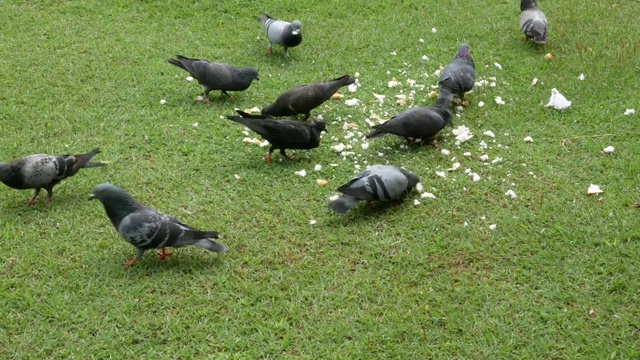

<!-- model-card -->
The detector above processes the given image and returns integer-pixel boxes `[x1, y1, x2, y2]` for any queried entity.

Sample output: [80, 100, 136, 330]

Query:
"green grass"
[1, 0, 639, 357]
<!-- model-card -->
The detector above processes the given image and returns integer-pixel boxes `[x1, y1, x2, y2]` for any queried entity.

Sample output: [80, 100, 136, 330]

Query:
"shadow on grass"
[101, 251, 228, 276]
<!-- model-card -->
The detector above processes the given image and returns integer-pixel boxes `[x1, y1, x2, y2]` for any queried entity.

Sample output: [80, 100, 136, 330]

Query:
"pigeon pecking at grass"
[435, 43, 476, 108]
[261, 75, 356, 120]
[167, 55, 259, 103]
[329, 165, 420, 214]
[257, 13, 302, 57]
[520, 0, 548, 44]
[0, 148, 107, 206]
[227, 110, 326, 164]
[365, 106, 453, 142]
[89, 183, 227, 267]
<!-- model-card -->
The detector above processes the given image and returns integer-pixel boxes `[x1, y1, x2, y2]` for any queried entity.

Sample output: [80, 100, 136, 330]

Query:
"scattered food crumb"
[330, 92, 344, 100]
[309, 220, 317, 225]
[332, 143, 346, 152]
[545, 53, 553, 60]
[329, 195, 339, 201]
[388, 78, 401, 88]
[491, 157, 502, 164]
[160, 99, 167, 105]
[195, 95, 204, 101]
[422, 55, 429, 60]
[244, 106, 261, 114]
[294, 170, 307, 177]
[428, 90, 438, 99]
[193, 122, 198, 129]
[347, 83, 358, 93]
[436, 171, 446, 178]
[495, 96, 505, 105]
[345, 98, 359, 106]
[602, 146, 615, 153]
[316, 179, 328, 186]
[531, 78, 538, 86]
[463, 152, 472, 157]
[489, 224, 497, 230]
[186, 76, 194, 82]
[624, 109, 635, 116]
[478, 101, 485, 108]
[361, 142, 370, 150]
[355, 72, 360, 78]
[523, 136, 534, 143]
[472, 173, 481, 182]
[421, 192, 436, 199]
[483, 130, 495, 138]
[578, 73, 585, 81]
[480, 154, 489, 162]
[314, 164, 323, 171]
[441, 149, 451, 155]
[413, 199, 421, 206]
[505, 190, 517, 199]
[233, 174, 241, 180]
[390, 51, 397, 56]
[494, 62, 502, 70]
[587, 184, 603, 195]
[452, 125, 473, 143]
[431, 27, 437, 33]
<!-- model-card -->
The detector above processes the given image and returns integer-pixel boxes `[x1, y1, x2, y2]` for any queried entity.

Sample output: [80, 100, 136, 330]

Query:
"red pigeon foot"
[123, 258, 138, 267]
[157, 248, 173, 260]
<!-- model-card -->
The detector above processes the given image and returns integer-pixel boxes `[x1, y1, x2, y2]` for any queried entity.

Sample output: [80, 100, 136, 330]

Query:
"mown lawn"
[1, 0, 639, 358]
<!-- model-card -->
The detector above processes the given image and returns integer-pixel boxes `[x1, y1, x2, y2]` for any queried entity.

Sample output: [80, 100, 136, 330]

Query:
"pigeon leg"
[157, 247, 173, 260]
[267, 45, 273, 56]
[203, 97, 211, 104]
[124, 248, 145, 267]
[284, 47, 290, 58]
[266, 146, 275, 164]
[44, 187, 54, 206]
[221, 90, 234, 100]
[27, 188, 41, 206]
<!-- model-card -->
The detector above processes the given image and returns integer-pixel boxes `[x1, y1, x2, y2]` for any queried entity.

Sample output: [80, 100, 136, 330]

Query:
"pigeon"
[0, 148, 107, 206]
[261, 75, 356, 120]
[520, 0, 548, 44]
[89, 183, 227, 267]
[365, 106, 453, 141]
[328, 165, 420, 214]
[226, 110, 326, 164]
[435, 44, 476, 108]
[167, 55, 259, 102]
[257, 13, 302, 57]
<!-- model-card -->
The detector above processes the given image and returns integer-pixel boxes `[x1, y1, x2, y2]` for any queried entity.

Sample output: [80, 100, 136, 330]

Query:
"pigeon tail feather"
[192, 238, 228, 253]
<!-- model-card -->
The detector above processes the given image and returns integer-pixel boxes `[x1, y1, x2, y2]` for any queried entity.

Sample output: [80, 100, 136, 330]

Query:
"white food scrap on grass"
[259, 140, 269, 147]
[531, 78, 538, 86]
[373, 93, 386, 104]
[602, 146, 615, 153]
[478, 101, 485, 108]
[471, 173, 481, 182]
[309, 220, 317, 225]
[448, 162, 461, 171]
[480, 154, 489, 162]
[436, 171, 446, 178]
[332, 143, 346, 152]
[316, 179, 328, 186]
[244, 106, 261, 114]
[578, 73, 585, 81]
[523, 136, 534, 143]
[314, 164, 322, 171]
[495, 96, 505, 105]
[160, 99, 167, 105]
[489, 224, 497, 230]
[494, 62, 503, 70]
[347, 83, 358, 93]
[390, 51, 397, 56]
[452, 125, 473, 143]
[186, 76, 194, 82]
[624, 109, 635, 116]
[329, 194, 339, 201]
[419, 38, 425, 43]
[463, 152, 472, 157]
[421, 192, 436, 199]
[195, 95, 204, 101]
[233, 174, 241, 180]
[483, 130, 495, 138]
[545, 88, 572, 110]
[505, 190, 517, 199]
[294, 170, 307, 177]
[491, 157, 503, 164]
[330, 92, 344, 100]
[413, 199, 421, 206]
[193, 122, 199, 129]
[388, 78, 401, 88]
[242, 137, 264, 146]
[441, 149, 451, 155]
[345, 98, 359, 106]
[422, 55, 429, 60]
[354, 72, 360, 78]
[431, 27, 437, 33]
[587, 184, 603, 195]
[361, 142, 370, 150]
[428, 90, 439, 99]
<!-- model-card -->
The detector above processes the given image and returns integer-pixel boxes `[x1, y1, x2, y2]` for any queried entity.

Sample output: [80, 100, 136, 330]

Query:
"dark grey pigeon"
[0, 148, 106, 206]
[89, 183, 227, 267]
[365, 106, 453, 141]
[227, 110, 326, 164]
[258, 13, 302, 57]
[520, 0, 548, 44]
[168, 55, 259, 102]
[261, 75, 356, 120]
[435, 44, 476, 108]
[328, 165, 420, 214]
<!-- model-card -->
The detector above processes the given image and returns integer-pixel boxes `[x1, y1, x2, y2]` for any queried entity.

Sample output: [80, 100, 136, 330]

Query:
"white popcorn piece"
[195, 95, 204, 101]
[329, 195, 339, 201]
[294, 170, 307, 177]
[505, 190, 517, 199]
[448, 162, 461, 171]
[422, 55, 429, 60]
[523, 136, 534, 143]
[233, 174, 241, 180]
[193, 122, 199, 129]
[495, 96, 505, 105]
[345, 98, 359, 106]
[489, 224, 497, 230]
[186, 76, 194, 82]
[354, 72, 360, 78]
[452, 125, 473, 143]
[478, 101, 485, 108]
[483, 130, 495, 138]
[259, 140, 269, 147]
[463, 222, 469, 227]
[435, 171, 446, 178]
[347, 83, 358, 93]
[160, 99, 167, 105]
[373, 93, 386, 104]
[361, 142, 370, 150]
[314, 164, 323, 171]
[415, 182, 425, 193]
[413, 199, 421, 206]
[431, 27, 437, 33]
[587, 184, 603, 195]
[419, 38, 425, 43]
[545, 88, 572, 110]
[387, 79, 401, 88]
[378, 152, 384, 157]
[602, 146, 615, 153]
[490, 82, 497, 87]
[441, 149, 451, 155]
[390, 51, 397, 56]
[421, 192, 436, 199]
[578, 73, 585, 81]
[332, 143, 346, 152]
[316, 179, 328, 186]
[491, 157, 502, 164]
[531, 78, 538, 86]
[494, 62, 503, 70]
[480, 154, 489, 162]
[472, 173, 481, 182]
[624, 109, 635, 116]
[433, 69, 441, 77]
[463, 152, 472, 157]
[309, 220, 317, 225]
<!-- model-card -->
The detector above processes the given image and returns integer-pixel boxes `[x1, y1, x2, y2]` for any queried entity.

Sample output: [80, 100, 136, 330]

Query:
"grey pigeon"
[435, 44, 476, 108]
[168, 55, 259, 102]
[0, 148, 106, 206]
[261, 75, 356, 120]
[89, 183, 227, 267]
[365, 106, 453, 141]
[520, 0, 548, 44]
[227, 110, 326, 164]
[329, 165, 420, 214]
[258, 13, 302, 57]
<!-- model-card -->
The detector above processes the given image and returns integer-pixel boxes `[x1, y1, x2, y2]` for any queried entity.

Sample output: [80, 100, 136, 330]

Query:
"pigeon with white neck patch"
[90, 183, 227, 267]
[258, 13, 302, 57]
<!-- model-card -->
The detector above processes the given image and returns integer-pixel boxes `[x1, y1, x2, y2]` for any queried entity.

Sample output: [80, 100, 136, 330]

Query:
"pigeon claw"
[203, 97, 211, 104]
[123, 258, 138, 267]
[266, 153, 273, 164]
[157, 248, 173, 261]
[267, 48, 273, 56]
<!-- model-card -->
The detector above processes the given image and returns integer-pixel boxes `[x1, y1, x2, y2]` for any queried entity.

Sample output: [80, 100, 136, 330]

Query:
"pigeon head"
[455, 43, 474, 68]
[243, 67, 260, 82]
[521, 0, 538, 11]
[404, 171, 421, 191]
[90, 183, 142, 226]
[291, 20, 302, 35]
[312, 119, 327, 133]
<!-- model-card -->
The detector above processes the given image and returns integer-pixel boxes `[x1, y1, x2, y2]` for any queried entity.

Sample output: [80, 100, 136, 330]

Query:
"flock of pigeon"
[0, 1, 548, 266]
